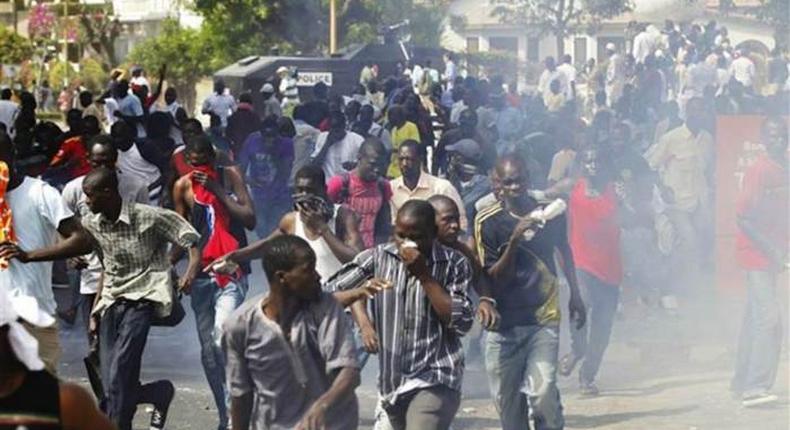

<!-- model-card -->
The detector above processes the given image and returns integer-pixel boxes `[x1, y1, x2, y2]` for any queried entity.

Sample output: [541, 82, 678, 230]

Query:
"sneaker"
[742, 392, 778, 408]
[150, 380, 175, 430]
[579, 381, 600, 396]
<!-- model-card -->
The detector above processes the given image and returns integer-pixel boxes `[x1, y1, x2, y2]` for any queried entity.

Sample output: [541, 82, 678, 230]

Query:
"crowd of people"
[0, 16, 787, 430]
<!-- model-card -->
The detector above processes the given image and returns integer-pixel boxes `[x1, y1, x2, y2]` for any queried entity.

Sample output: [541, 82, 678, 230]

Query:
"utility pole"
[63, 0, 69, 87]
[329, 0, 337, 54]
[12, 0, 17, 34]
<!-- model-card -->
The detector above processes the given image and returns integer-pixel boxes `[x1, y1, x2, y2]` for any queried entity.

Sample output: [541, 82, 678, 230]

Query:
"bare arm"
[556, 241, 586, 330]
[0, 217, 92, 263]
[297, 368, 360, 430]
[222, 166, 257, 230]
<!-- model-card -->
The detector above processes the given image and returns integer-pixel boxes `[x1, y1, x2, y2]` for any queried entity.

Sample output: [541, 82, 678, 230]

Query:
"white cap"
[606, 43, 616, 51]
[276, 66, 289, 75]
[260, 83, 275, 93]
[0, 288, 54, 371]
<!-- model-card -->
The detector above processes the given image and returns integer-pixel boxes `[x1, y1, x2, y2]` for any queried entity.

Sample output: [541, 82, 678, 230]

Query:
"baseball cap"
[446, 138, 482, 160]
[276, 66, 289, 74]
[260, 83, 275, 93]
[606, 43, 616, 51]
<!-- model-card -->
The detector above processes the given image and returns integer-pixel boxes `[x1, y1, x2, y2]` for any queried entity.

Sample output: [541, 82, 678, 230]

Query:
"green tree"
[192, 0, 451, 62]
[492, 0, 632, 57]
[128, 19, 213, 112]
[0, 26, 34, 64]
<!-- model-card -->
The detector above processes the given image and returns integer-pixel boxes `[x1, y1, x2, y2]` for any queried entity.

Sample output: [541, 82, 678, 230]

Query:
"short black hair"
[295, 164, 325, 185]
[84, 166, 119, 192]
[359, 137, 387, 157]
[0, 89, 11, 100]
[399, 139, 420, 155]
[239, 92, 253, 104]
[428, 194, 458, 213]
[79, 91, 93, 107]
[88, 134, 118, 157]
[260, 235, 314, 280]
[397, 199, 437, 234]
[186, 133, 216, 158]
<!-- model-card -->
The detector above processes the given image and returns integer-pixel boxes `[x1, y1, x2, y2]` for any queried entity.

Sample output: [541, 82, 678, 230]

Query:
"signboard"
[297, 72, 333, 87]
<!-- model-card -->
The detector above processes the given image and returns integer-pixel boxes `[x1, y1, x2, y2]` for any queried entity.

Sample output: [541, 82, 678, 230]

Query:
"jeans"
[190, 277, 247, 428]
[253, 195, 292, 239]
[485, 325, 563, 430]
[384, 386, 461, 430]
[731, 271, 783, 396]
[100, 300, 171, 430]
[569, 270, 620, 384]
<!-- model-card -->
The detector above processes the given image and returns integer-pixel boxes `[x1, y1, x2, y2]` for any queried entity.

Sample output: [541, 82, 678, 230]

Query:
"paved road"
[56, 266, 789, 429]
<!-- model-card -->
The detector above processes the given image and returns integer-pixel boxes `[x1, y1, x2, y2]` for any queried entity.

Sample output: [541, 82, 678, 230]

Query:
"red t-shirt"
[736, 154, 788, 270]
[327, 172, 392, 249]
[569, 179, 623, 285]
[50, 136, 91, 179]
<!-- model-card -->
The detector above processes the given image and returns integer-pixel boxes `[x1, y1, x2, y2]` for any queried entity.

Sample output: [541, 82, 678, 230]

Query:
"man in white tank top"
[207, 164, 364, 283]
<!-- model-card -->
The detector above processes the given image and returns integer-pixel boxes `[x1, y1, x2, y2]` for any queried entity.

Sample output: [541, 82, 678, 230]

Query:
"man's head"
[79, 91, 93, 108]
[458, 109, 477, 136]
[446, 138, 482, 178]
[114, 79, 129, 98]
[186, 133, 217, 168]
[131, 66, 143, 78]
[213, 79, 225, 95]
[293, 164, 327, 199]
[88, 135, 118, 169]
[562, 54, 572, 65]
[0, 89, 11, 100]
[356, 137, 388, 181]
[82, 115, 101, 138]
[313, 81, 328, 100]
[261, 235, 321, 301]
[395, 199, 437, 256]
[260, 115, 280, 144]
[388, 105, 406, 128]
[82, 167, 120, 214]
[544, 56, 556, 71]
[66, 109, 83, 133]
[581, 147, 602, 180]
[398, 140, 421, 182]
[164, 87, 178, 105]
[606, 43, 617, 56]
[494, 155, 530, 207]
[428, 195, 461, 245]
[685, 97, 705, 133]
[762, 116, 788, 161]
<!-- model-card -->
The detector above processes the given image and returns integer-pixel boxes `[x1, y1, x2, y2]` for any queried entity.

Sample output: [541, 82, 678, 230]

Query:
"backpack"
[338, 172, 392, 246]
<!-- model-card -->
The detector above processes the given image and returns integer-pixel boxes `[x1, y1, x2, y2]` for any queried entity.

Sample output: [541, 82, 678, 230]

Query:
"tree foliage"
[127, 19, 213, 112]
[192, 0, 451, 62]
[0, 26, 35, 64]
[492, 0, 632, 56]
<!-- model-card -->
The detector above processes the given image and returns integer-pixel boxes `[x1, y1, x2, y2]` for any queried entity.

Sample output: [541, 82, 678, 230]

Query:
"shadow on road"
[565, 405, 698, 428]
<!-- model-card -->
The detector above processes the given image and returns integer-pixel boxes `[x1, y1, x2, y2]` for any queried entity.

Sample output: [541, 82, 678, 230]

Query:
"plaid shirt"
[325, 241, 473, 405]
[82, 201, 199, 317]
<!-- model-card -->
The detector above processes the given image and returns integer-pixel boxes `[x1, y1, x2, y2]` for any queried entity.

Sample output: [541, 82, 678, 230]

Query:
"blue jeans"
[485, 325, 563, 430]
[731, 271, 783, 396]
[570, 270, 619, 384]
[190, 277, 247, 428]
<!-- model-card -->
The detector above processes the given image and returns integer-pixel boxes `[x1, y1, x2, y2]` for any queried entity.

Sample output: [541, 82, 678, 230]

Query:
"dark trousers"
[99, 300, 170, 430]
[385, 385, 461, 430]
[570, 270, 620, 384]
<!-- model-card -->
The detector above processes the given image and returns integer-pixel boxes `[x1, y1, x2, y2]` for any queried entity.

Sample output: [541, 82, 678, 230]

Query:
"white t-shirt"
[0, 100, 19, 137]
[202, 93, 237, 128]
[0, 177, 73, 316]
[557, 63, 577, 99]
[62, 171, 149, 294]
[117, 144, 162, 203]
[729, 57, 756, 88]
[538, 69, 563, 103]
[311, 131, 365, 181]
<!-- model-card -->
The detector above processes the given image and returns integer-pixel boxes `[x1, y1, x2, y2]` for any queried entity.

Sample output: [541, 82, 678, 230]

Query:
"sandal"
[559, 352, 581, 377]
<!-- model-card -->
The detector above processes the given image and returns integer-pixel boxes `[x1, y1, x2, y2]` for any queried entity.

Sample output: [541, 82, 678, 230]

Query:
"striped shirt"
[325, 241, 474, 405]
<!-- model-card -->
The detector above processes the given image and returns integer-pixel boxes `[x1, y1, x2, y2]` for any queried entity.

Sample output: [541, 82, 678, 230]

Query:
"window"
[527, 37, 540, 62]
[466, 37, 479, 53]
[489, 37, 518, 54]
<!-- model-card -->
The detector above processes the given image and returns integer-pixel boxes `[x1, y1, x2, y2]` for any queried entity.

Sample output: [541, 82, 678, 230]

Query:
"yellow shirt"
[390, 172, 468, 231]
[388, 121, 421, 178]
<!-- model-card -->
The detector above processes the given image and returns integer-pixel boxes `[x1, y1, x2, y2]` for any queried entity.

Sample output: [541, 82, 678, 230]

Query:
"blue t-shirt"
[238, 132, 294, 203]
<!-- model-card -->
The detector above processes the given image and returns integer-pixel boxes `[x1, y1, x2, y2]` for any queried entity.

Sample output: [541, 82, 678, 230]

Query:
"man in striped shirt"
[326, 199, 474, 430]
